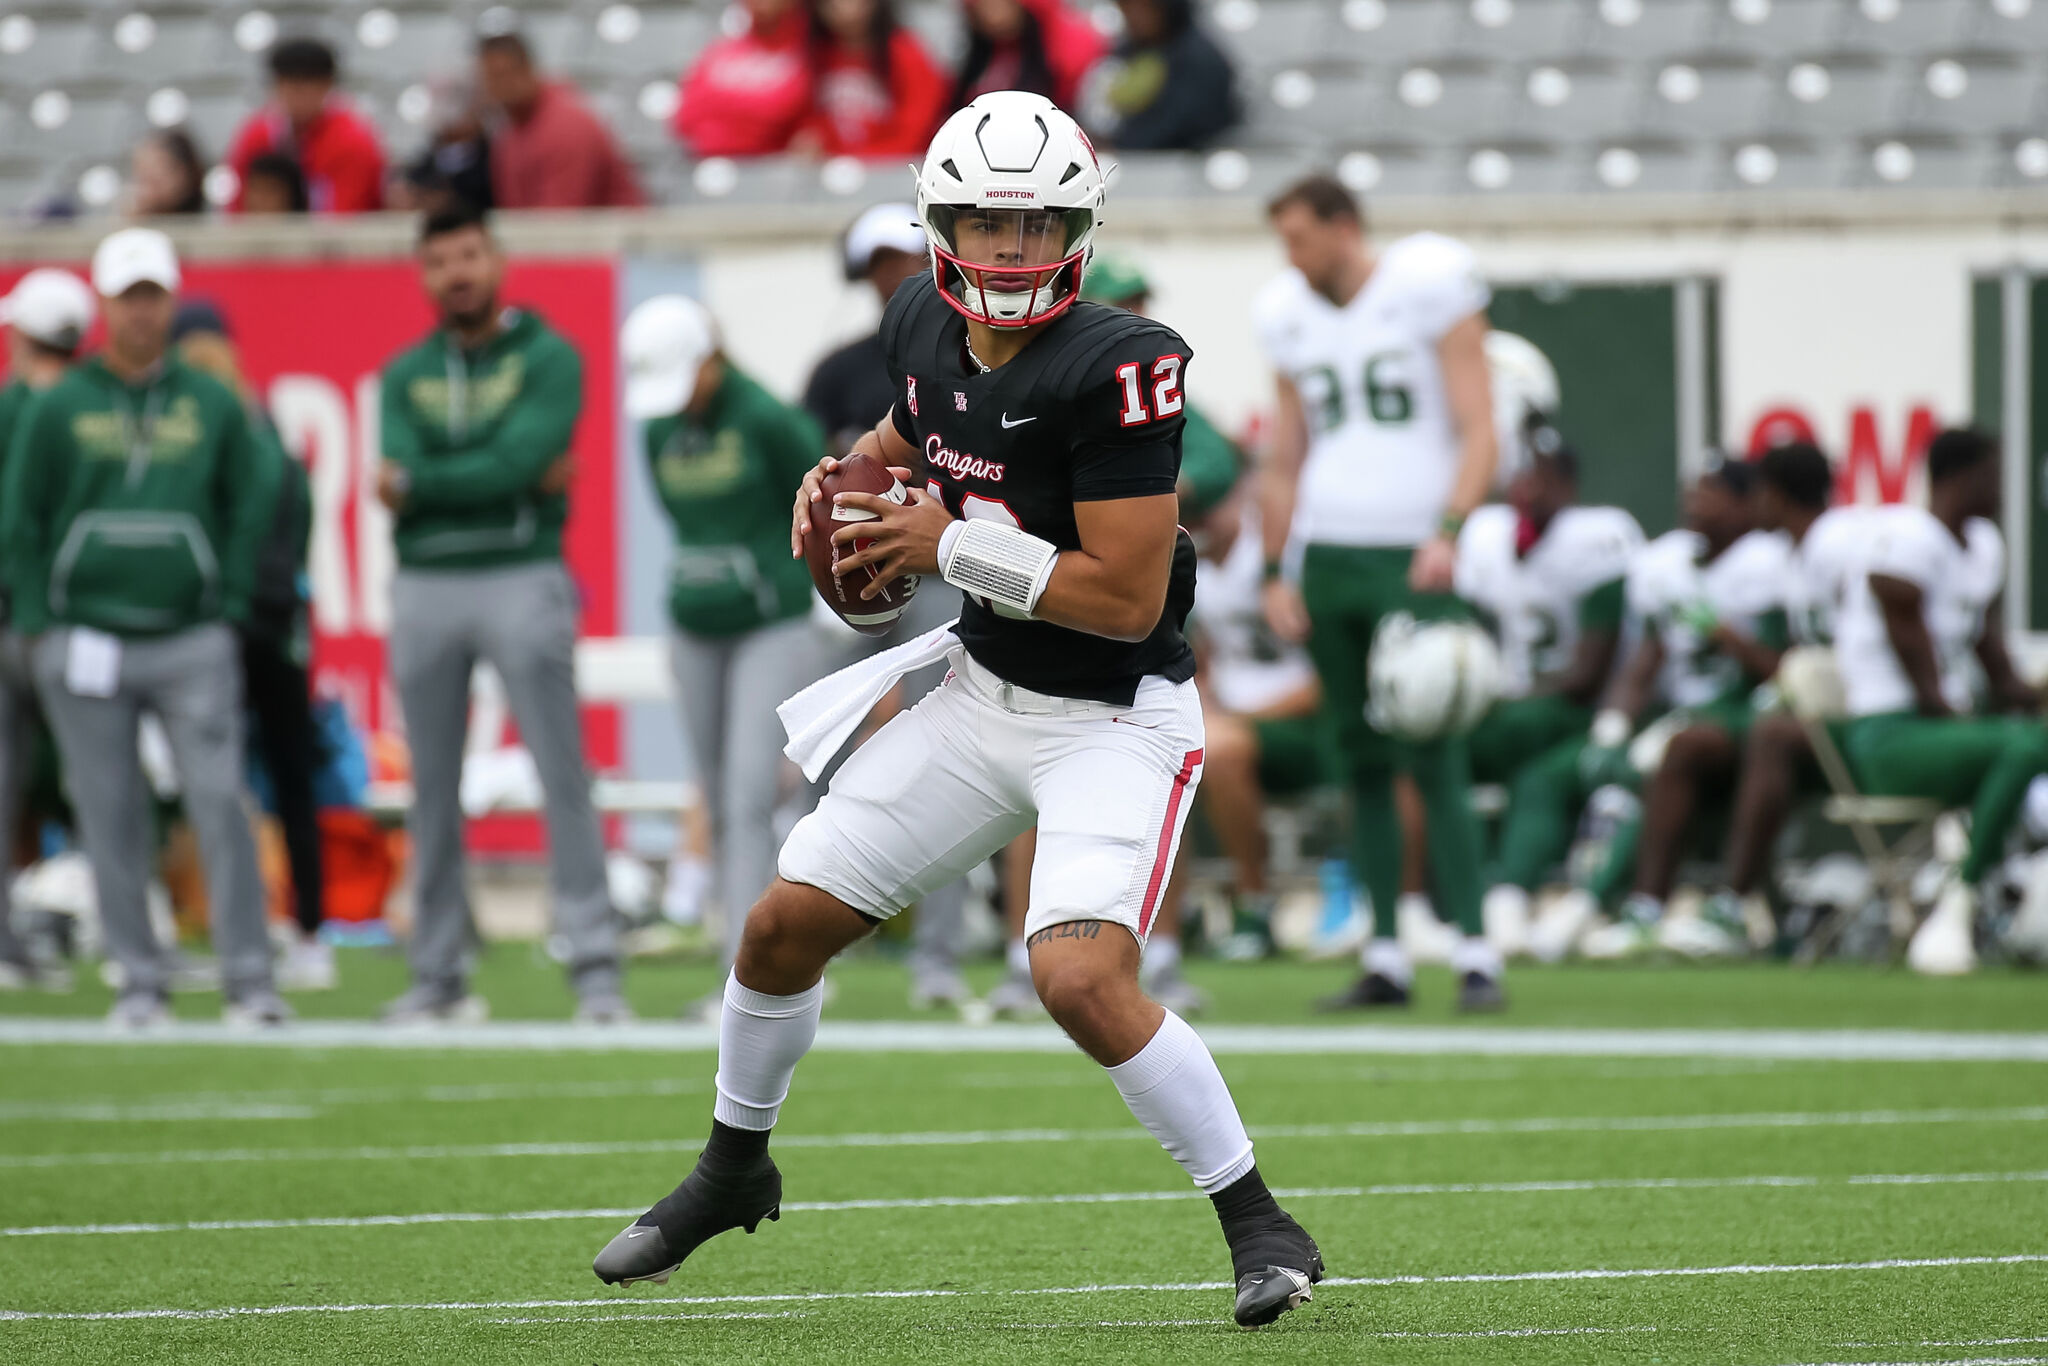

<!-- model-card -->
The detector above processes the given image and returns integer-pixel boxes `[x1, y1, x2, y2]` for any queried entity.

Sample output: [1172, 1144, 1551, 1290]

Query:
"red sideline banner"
[0, 258, 621, 855]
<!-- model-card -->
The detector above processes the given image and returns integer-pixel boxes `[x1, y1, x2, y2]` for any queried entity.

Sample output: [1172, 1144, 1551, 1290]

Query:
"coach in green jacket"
[375, 204, 621, 1025]
[3, 230, 284, 1027]
[622, 294, 825, 973]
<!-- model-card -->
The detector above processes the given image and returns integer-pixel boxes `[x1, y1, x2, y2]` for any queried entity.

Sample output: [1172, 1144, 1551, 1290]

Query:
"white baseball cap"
[622, 295, 719, 420]
[91, 227, 181, 298]
[0, 268, 97, 351]
[842, 202, 927, 280]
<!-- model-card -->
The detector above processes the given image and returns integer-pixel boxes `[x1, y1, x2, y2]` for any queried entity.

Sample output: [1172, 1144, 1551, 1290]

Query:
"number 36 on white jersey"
[1254, 232, 1490, 550]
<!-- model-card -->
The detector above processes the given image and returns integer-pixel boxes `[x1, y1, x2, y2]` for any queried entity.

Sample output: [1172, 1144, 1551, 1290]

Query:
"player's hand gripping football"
[789, 455, 923, 555]
[829, 483, 953, 600]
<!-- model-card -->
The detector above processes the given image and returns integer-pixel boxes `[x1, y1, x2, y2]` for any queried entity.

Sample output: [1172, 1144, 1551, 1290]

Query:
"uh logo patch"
[954, 391, 968, 412]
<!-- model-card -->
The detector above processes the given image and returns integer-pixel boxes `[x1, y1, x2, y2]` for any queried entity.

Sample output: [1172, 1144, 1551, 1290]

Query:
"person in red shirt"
[225, 38, 385, 214]
[478, 31, 646, 208]
[798, 0, 948, 161]
[673, 0, 812, 158]
[952, 0, 1107, 112]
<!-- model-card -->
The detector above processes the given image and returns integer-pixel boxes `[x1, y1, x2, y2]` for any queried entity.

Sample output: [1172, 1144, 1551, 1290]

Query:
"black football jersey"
[882, 273, 1197, 705]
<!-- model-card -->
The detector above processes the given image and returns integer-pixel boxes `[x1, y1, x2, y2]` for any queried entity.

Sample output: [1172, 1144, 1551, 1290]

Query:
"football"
[805, 451, 921, 636]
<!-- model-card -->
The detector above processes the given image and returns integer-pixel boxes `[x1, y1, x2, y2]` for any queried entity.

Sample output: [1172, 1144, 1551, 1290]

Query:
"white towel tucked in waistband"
[778, 619, 960, 781]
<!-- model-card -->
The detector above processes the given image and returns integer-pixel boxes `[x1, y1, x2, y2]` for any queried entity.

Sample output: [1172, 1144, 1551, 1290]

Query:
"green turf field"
[2, 953, 2045, 1364]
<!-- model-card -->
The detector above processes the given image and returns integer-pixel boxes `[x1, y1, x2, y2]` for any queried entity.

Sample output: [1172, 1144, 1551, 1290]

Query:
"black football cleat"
[592, 1155, 783, 1286]
[1228, 1208, 1324, 1327]
[1456, 970, 1507, 1013]
[1315, 971, 1411, 1011]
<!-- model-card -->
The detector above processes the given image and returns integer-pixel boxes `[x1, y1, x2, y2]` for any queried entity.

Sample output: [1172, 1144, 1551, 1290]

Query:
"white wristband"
[938, 517, 1060, 616]
[1590, 708, 1631, 749]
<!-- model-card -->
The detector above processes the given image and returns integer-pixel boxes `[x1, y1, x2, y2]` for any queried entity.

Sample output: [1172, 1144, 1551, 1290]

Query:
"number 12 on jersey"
[1117, 356, 1184, 427]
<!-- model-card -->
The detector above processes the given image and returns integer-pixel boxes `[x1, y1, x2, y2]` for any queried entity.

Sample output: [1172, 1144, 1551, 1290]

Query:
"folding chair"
[1774, 646, 1945, 964]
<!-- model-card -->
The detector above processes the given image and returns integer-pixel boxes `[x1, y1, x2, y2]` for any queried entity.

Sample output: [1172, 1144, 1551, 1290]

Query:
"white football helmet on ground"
[1367, 613, 1504, 742]
[914, 90, 1107, 328]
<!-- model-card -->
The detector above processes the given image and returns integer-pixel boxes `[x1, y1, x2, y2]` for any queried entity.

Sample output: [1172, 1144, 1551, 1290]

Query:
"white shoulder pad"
[1455, 503, 1518, 603]
[1626, 529, 1698, 616]
[1553, 506, 1645, 587]
[1251, 270, 1316, 368]
[1380, 232, 1490, 340]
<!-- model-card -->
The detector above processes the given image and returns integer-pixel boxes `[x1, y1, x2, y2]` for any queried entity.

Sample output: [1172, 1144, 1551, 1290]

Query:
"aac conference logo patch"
[906, 376, 919, 416]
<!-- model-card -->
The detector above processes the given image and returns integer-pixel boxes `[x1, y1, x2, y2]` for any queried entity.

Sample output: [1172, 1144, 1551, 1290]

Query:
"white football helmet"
[1486, 330, 1561, 480]
[1367, 613, 1504, 743]
[914, 91, 1107, 328]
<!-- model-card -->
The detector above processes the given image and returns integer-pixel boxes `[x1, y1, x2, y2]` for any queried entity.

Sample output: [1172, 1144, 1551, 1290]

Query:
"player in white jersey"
[1830, 429, 2044, 974]
[1535, 463, 1789, 958]
[1456, 437, 1643, 954]
[1253, 175, 1501, 1011]
[1705, 445, 1870, 932]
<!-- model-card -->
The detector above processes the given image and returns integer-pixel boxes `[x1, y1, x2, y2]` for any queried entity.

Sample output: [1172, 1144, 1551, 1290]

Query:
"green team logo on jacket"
[655, 428, 748, 499]
[69, 397, 204, 462]
[407, 355, 527, 432]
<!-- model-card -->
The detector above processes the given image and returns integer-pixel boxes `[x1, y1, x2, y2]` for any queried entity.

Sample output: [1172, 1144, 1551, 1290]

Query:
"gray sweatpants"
[390, 563, 615, 991]
[670, 615, 824, 963]
[0, 632, 38, 969]
[33, 623, 271, 997]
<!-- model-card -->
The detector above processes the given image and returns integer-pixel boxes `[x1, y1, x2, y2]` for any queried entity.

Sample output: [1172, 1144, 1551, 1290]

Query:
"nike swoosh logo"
[1000, 414, 1036, 428]
[623, 1227, 654, 1239]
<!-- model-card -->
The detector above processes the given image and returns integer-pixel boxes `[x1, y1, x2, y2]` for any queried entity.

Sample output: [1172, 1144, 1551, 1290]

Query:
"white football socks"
[1106, 1010, 1255, 1194]
[1363, 936, 1414, 986]
[712, 972, 824, 1131]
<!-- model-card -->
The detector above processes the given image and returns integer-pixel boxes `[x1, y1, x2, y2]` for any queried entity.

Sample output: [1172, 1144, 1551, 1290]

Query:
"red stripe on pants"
[1138, 748, 1204, 937]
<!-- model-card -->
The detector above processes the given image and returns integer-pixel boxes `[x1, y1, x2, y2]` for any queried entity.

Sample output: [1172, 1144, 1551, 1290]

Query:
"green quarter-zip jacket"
[643, 366, 822, 637]
[379, 308, 583, 570]
[3, 354, 278, 637]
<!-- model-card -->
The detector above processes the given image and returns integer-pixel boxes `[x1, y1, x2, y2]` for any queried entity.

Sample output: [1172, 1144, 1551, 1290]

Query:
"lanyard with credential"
[121, 385, 164, 489]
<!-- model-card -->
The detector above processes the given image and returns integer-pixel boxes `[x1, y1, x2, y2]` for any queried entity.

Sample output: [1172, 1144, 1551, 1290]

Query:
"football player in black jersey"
[594, 91, 1322, 1328]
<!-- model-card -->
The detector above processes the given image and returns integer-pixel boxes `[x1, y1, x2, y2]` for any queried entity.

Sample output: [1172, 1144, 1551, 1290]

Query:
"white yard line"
[6, 1104, 2044, 1170]
[1, 1253, 2041, 1323]
[2, 1018, 2046, 1061]
[6, 1170, 2045, 1239]
[1780, 1358, 2048, 1366]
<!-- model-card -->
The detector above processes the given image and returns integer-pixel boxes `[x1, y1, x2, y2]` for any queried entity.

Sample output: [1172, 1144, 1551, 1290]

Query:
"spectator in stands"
[172, 301, 332, 993]
[241, 153, 310, 214]
[4, 230, 286, 1027]
[226, 38, 385, 214]
[953, 0, 1106, 112]
[803, 202, 927, 451]
[800, 0, 949, 160]
[674, 0, 812, 158]
[128, 129, 208, 217]
[0, 268, 95, 992]
[391, 82, 494, 215]
[376, 205, 623, 1024]
[477, 31, 645, 209]
[1091, 0, 1238, 150]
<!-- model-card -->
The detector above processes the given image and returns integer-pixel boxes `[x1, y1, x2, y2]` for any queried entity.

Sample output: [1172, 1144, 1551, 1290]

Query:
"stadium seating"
[0, 0, 2046, 214]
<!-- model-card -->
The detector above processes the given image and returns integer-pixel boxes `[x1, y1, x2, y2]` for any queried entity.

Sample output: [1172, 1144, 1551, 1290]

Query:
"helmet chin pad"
[932, 247, 1087, 329]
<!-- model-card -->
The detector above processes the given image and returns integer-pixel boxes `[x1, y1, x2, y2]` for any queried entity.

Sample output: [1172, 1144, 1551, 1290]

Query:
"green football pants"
[1300, 544, 1482, 939]
[1846, 712, 2048, 884]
